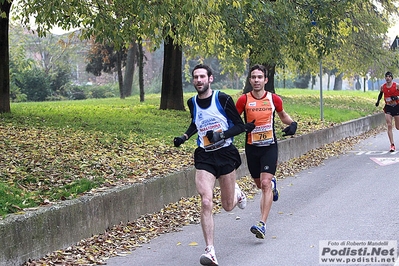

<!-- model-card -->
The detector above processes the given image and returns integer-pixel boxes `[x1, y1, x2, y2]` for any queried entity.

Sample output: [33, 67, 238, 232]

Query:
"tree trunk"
[116, 50, 124, 99]
[355, 75, 361, 90]
[283, 66, 286, 89]
[138, 41, 145, 102]
[264, 64, 276, 93]
[327, 73, 331, 91]
[160, 35, 184, 110]
[123, 42, 137, 97]
[243, 75, 251, 94]
[311, 75, 316, 90]
[333, 72, 343, 90]
[0, 1, 12, 113]
[363, 76, 367, 92]
[234, 73, 240, 90]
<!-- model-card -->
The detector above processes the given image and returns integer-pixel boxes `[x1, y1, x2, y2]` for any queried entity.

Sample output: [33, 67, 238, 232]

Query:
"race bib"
[251, 125, 274, 146]
[385, 96, 399, 106]
[203, 129, 226, 151]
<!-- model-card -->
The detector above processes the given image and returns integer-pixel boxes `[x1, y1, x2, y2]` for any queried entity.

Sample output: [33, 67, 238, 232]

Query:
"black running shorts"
[384, 104, 399, 116]
[194, 144, 242, 178]
[245, 143, 278, 178]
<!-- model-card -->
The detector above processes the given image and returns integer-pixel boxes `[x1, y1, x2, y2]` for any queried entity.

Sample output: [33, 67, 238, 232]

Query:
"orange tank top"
[245, 92, 276, 146]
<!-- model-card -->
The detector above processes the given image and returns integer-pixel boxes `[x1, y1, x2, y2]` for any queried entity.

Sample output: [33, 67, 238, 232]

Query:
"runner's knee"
[200, 196, 214, 211]
[221, 198, 235, 212]
[260, 176, 272, 191]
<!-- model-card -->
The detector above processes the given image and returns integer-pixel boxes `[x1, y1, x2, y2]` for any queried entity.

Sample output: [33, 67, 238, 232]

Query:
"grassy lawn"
[0, 88, 381, 217]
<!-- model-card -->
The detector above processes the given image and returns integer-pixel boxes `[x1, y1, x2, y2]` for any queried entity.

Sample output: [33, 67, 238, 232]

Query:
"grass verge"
[0, 88, 381, 217]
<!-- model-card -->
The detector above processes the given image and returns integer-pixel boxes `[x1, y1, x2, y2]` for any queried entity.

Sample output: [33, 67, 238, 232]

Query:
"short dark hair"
[385, 71, 393, 78]
[192, 64, 213, 77]
[250, 64, 268, 77]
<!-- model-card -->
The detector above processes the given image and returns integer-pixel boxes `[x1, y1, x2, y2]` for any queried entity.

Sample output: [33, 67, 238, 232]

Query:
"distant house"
[391, 36, 399, 50]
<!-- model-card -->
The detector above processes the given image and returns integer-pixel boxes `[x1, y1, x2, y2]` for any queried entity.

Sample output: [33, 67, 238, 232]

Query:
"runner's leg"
[218, 170, 237, 212]
[195, 170, 217, 247]
[259, 172, 273, 223]
[394, 115, 399, 130]
[385, 113, 394, 144]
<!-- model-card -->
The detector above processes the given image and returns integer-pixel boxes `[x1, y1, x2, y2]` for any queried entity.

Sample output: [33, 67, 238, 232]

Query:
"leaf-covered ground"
[0, 116, 336, 215]
[21, 124, 384, 265]
[0, 125, 194, 214]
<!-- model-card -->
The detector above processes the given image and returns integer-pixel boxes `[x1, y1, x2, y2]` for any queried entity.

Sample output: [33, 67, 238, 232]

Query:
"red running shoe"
[390, 144, 395, 152]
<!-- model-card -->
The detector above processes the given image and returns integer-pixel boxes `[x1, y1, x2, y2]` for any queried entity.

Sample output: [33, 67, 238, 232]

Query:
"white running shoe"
[200, 246, 219, 266]
[235, 183, 247, 209]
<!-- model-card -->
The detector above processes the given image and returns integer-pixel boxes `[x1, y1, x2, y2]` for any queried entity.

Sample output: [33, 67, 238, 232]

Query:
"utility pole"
[319, 59, 323, 121]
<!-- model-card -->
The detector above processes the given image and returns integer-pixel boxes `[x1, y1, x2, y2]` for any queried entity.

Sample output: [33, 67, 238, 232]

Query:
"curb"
[0, 113, 385, 266]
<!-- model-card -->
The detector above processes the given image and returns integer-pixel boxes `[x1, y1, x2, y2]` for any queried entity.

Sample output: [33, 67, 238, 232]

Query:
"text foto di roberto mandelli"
[319, 240, 397, 264]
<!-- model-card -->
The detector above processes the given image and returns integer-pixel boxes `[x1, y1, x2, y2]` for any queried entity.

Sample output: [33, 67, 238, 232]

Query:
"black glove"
[282, 121, 297, 136]
[375, 101, 379, 107]
[244, 120, 256, 132]
[206, 130, 223, 143]
[173, 135, 186, 147]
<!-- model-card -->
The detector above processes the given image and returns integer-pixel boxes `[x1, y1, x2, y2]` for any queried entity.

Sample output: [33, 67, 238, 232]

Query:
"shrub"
[10, 84, 28, 102]
[18, 68, 51, 101]
[88, 85, 118, 99]
[63, 83, 87, 100]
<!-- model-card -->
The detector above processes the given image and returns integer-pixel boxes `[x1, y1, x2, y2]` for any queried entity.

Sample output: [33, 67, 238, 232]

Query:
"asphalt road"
[106, 131, 399, 266]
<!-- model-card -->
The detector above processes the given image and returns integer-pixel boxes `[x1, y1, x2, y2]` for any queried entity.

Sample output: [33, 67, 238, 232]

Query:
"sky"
[50, 26, 75, 35]
[388, 22, 399, 43]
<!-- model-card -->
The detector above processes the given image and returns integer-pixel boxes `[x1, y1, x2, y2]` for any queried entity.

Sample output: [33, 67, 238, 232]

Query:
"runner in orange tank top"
[236, 64, 297, 239]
